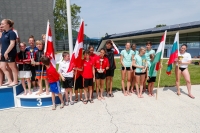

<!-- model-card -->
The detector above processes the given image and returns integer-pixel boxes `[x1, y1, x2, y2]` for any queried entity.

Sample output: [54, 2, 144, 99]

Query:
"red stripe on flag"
[167, 50, 178, 65]
[166, 71, 171, 75]
[155, 61, 160, 71]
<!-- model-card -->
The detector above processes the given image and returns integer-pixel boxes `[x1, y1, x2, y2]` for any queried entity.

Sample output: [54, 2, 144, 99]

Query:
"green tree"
[156, 24, 166, 28]
[54, 0, 81, 40]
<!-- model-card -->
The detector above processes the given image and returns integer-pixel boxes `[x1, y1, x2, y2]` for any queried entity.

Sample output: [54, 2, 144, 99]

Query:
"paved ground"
[0, 85, 200, 133]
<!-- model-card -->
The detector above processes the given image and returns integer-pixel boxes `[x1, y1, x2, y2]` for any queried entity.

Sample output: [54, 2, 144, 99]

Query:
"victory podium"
[0, 83, 64, 110]
[0, 84, 24, 110]
[16, 91, 62, 108]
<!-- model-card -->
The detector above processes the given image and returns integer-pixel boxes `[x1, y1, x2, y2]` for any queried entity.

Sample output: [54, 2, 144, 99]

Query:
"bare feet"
[127, 92, 132, 96]
[123, 92, 127, 96]
[148, 94, 152, 97]
[2, 82, 11, 86]
[46, 91, 50, 95]
[8, 82, 18, 86]
[131, 90, 135, 94]
[137, 94, 140, 98]
[188, 94, 195, 99]
[97, 96, 101, 100]
[28, 90, 32, 95]
[36, 91, 43, 95]
[177, 92, 181, 96]
[151, 93, 154, 97]
[23, 91, 27, 95]
[140, 95, 144, 98]
[101, 96, 105, 100]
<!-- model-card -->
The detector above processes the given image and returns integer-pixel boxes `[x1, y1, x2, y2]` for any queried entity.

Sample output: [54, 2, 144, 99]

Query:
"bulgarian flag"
[149, 31, 167, 77]
[166, 32, 179, 75]
[44, 21, 56, 68]
[67, 20, 84, 72]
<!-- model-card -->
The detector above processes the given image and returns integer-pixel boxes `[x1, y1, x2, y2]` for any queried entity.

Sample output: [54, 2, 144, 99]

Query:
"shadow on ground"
[163, 86, 188, 96]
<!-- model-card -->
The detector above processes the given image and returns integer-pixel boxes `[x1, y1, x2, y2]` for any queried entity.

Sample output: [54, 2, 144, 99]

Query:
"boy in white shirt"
[58, 52, 74, 105]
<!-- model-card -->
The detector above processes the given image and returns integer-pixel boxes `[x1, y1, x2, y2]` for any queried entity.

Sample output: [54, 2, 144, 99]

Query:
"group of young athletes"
[0, 19, 194, 111]
[45, 40, 160, 110]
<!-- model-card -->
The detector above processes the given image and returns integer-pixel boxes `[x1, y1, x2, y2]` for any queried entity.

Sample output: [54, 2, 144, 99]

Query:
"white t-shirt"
[176, 52, 191, 68]
[58, 60, 74, 77]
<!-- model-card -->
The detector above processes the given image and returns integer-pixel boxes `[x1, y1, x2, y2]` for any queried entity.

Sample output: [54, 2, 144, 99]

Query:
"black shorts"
[179, 67, 186, 72]
[106, 69, 115, 77]
[121, 67, 130, 71]
[147, 76, 156, 83]
[62, 77, 74, 88]
[84, 78, 93, 88]
[75, 75, 83, 90]
[0, 56, 16, 62]
[135, 72, 146, 75]
[31, 66, 36, 81]
[132, 66, 136, 70]
[95, 72, 106, 79]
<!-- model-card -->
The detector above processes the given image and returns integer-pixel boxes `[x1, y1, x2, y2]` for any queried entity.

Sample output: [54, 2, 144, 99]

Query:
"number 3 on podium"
[37, 98, 42, 106]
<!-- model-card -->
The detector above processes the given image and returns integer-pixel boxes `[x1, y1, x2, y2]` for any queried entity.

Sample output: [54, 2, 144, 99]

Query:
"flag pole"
[66, 0, 73, 57]
[73, 69, 77, 90]
[156, 59, 163, 100]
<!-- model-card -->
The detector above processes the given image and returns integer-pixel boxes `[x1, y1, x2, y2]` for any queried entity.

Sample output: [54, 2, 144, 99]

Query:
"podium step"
[0, 84, 24, 110]
[16, 90, 65, 108]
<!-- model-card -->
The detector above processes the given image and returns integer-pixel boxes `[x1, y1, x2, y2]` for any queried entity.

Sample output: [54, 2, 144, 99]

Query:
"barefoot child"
[58, 52, 74, 106]
[105, 40, 119, 97]
[81, 50, 95, 104]
[94, 48, 109, 100]
[25, 35, 38, 92]
[40, 56, 64, 110]
[130, 43, 139, 93]
[132, 47, 147, 98]
[147, 54, 157, 97]
[34, 40, 49, 95]
[16, 42, 32, 95]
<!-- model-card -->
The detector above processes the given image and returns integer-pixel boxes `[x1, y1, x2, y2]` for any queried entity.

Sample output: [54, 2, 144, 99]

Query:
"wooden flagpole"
[73, 69, 77, 92]
[156, 59, 163, 100]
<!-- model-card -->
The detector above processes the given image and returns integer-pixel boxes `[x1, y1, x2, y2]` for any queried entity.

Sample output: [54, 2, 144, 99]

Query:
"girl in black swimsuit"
[175, 44, 195, 99]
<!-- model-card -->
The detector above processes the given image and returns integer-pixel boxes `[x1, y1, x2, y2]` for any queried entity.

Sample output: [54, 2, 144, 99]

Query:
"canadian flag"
[44, 21, 56, 68]
[67, 20, 84, 72]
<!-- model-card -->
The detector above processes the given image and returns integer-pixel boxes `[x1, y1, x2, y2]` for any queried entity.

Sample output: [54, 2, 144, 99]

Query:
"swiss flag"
[44, 21, 56, 68]
[67, 20, 84, 72]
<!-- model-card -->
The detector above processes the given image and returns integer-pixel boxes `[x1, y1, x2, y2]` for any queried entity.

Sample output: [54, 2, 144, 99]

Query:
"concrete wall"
[0, 0, 55, 45]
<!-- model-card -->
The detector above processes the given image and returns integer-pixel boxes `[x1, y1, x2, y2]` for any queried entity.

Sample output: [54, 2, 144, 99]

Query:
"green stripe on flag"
[149, 52, 162, 77]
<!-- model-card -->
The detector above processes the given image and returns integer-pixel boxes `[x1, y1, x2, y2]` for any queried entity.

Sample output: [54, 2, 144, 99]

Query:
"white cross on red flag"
[44, 21, 56, 68]
[67, 20, 84, 72]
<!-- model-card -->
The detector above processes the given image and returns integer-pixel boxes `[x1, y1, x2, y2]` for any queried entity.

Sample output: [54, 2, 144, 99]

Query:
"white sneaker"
[60, 103, 64, 109]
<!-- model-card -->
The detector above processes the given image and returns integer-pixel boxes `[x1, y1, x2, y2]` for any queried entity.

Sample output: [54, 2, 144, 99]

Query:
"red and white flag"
[44, 21, 56, 68]
[67, 20, 84, 72]
[113, 42, 119, 54]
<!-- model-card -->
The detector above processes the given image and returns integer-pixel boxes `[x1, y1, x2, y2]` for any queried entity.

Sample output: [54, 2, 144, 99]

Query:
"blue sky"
[72, 0, 200, 38]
